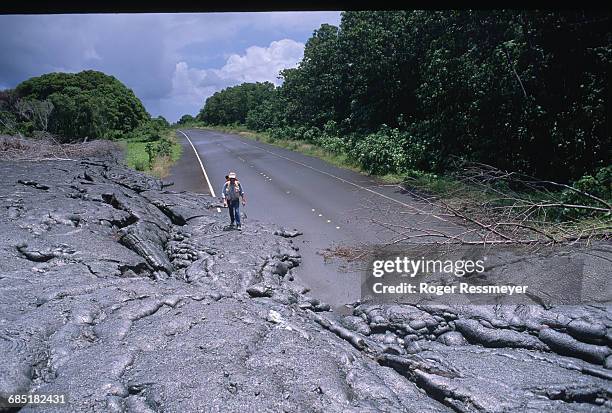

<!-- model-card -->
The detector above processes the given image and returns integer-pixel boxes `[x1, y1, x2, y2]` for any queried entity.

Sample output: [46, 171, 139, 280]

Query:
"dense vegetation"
[0, 70, 180, 177]
[195, 10, 610, 185]
[0, 70, 149, 142]
[198, 82, 275, 125]
[177, 114, 196, 125]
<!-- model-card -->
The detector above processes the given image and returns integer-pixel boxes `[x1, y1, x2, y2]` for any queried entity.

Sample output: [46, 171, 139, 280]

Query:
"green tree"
[15, 70, 149, 141]
[197, 82, 275, 125]
[279, 24, 343, 128]
[177, 114, 196, 125]
[197, 10, 611, 182]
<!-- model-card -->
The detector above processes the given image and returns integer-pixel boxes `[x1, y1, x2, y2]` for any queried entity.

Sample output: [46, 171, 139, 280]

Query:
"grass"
[119, 129, 182, 179]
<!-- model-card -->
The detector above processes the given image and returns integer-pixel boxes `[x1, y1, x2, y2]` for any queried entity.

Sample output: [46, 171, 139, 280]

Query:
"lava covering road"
[0, 158, 610, 412]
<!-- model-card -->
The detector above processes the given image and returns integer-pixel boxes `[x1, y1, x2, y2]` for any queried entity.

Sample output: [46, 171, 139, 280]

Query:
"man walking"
[222, 172, 246, 230]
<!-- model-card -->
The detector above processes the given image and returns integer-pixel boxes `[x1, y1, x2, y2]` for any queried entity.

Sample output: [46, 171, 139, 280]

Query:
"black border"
[1, 1, 608, 15]
[7, 1, 345, 14]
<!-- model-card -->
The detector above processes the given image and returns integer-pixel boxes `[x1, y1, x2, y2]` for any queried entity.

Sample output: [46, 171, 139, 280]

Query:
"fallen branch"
[374, 161, 612, 248]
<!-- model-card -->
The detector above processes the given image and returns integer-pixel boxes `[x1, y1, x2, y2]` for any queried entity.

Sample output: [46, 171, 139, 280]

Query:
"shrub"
[125, 120, 165, 142]
[134, 158, 147, 171]
[559, 165, 612, 218]
[351, 125, 423, 175]
[157, 138, 172, 157]
[294, 126, 307, 140]
[315, 134, 346, 154]
[268, 126, 303, 141]
[323, 120, 339, 137]
[302, 127, 321, 142]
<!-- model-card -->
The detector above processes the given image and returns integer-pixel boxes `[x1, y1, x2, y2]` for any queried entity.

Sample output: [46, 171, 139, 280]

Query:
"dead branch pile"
[387, 161, 611, 247]
[0, 134, 122, 162]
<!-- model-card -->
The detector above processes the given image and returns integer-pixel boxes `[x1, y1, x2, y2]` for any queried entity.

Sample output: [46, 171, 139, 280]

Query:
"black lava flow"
[0, 158, 610, 412]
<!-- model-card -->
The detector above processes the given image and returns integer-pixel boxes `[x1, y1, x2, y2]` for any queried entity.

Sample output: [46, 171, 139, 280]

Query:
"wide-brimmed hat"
[228, 172, 237, 179]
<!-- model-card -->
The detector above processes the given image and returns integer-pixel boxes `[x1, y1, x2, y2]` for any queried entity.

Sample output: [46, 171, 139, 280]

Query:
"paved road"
[167, 128, 455, 309]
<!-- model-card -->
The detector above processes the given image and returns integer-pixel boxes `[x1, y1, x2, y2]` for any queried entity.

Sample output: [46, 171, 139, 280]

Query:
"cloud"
[217, 39, 304, 84]
[0, 12, 341, 121]
[0, 14, 176, 101]
[156, 38, 304, 120]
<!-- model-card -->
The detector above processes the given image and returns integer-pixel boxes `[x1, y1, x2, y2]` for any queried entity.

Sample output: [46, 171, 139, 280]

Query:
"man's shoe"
[229, 222, 235, 228]
[236, 224, 242, 230]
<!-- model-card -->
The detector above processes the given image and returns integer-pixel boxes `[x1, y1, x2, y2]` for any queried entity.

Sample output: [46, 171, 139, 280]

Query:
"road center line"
[178, 130, 220, 212]
[236, 136, 438, 217]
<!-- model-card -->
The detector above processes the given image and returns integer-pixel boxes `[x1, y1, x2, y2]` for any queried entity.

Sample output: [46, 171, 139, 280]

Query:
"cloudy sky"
[0, 12, 341, 122]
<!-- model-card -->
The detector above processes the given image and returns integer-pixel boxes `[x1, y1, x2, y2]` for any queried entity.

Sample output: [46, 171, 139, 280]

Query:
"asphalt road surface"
[167, 128, 458, 309]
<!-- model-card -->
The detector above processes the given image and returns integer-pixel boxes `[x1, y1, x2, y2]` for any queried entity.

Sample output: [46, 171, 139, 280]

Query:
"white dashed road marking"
[187, 130, 417, 223]
[235, 136, 441, 219]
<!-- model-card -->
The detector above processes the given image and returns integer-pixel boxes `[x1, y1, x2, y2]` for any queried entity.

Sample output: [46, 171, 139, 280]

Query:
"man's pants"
[228, 199, 241, 225]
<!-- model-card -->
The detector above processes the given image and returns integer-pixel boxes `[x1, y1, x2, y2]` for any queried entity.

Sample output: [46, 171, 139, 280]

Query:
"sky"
[0, 12, 342, 122]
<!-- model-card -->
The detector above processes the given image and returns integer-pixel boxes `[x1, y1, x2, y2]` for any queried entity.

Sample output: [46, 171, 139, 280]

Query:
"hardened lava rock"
[0, 158, 610, 412]
[0, 159, 443, 412]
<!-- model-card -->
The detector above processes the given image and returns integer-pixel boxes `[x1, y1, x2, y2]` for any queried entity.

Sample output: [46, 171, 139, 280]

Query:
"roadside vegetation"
[0, 70, 182, 178]
[121, 118, 182, 179]
[191, 122, 611, 245]
[185, 10, 610, 244]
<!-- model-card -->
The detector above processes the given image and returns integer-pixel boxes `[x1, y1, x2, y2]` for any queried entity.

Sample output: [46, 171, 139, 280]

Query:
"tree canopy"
[197, 82, 275, 125]
[177, 114, 196, 125]
[193, 10, 610, 183]
[6, 70, 149, 141]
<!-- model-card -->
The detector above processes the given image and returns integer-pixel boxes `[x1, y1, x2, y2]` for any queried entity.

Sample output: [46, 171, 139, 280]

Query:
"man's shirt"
[222, 181, 244, 201]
